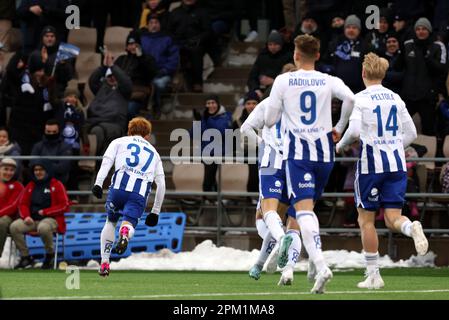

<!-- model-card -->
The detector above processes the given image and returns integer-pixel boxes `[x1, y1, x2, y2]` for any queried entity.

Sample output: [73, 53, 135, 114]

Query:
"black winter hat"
[41, 25, 57, 38]
[205, 94, 220, 105]
[267, 31, 283, 46]
[126, 35, 137, 45]
[244, 91, 260, 104]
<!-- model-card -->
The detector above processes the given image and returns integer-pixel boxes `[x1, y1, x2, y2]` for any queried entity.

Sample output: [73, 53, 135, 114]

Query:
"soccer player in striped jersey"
[240, 96, 302, 286]
[336, 53, 428, 289]
[91, 117, 166, 277]
[265, 34, 355, 293]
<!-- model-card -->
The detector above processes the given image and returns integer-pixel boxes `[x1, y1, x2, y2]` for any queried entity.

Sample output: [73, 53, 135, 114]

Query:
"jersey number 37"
[126, 143, 154, 171]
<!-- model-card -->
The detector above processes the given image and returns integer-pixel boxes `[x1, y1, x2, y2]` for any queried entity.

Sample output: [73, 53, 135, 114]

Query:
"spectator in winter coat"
[139, 0, 170, 31]
[0, 127, 22, 173]
[168, 0, 212, 92]
[232, 91, 260, 193]
[55, 87, 85, 154]
[17, 0, 70, 54]
[0, 52, 29, 127]
[10, 159, 69, 269]
[394, 17, 448, 135]
[140, 14, 179, 118]
[115, 33, 158, 120]
[8, 54, 59, 155]
[193, 94, 232, 191]
[0, 158, 24, 259]
[392, 13, 414, 43]
[31, 119, 73, 184]
[293, 12, 327, 55]
[247, 31, 293, 99]
[28, 25, 75, 96]
[82, 52, 132, 155]
[382, 33, 403, 94]
[363, 8, 394, 55]
[326, 15, 367, 94]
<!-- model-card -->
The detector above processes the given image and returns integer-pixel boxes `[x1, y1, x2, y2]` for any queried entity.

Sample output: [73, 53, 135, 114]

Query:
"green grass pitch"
[0, 268, 448, 300]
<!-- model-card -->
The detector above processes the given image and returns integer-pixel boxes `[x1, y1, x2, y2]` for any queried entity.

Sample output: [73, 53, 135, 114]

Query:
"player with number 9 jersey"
[92, 117, 165, 277]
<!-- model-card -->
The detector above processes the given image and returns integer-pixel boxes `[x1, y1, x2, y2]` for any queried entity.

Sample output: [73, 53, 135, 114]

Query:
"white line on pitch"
[3, 289, 449, 300]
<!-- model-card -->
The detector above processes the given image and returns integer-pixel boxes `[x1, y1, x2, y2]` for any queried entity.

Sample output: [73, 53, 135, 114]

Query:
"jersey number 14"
[373, 105, 398, 137]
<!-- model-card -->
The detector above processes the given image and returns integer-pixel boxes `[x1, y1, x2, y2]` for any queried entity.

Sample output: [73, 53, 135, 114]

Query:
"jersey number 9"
[300, 91, 317, 125]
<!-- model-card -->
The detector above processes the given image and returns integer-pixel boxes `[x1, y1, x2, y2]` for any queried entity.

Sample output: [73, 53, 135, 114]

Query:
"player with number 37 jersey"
[92, 117, 165, 277]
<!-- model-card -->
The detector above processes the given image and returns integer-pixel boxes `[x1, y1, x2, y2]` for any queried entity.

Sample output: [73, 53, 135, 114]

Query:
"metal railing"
[2, 155, 449, 254]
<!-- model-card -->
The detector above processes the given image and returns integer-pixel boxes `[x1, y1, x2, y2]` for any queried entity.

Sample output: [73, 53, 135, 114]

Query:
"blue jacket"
[140, 31, 180, 77]
[199, 106, 232, 155]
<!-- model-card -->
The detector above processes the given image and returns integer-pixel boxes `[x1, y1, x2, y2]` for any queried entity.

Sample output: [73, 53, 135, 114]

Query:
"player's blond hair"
[363, 52, 389, 80]
[294, 34, 320, 61]
[128, 117, 152, 137]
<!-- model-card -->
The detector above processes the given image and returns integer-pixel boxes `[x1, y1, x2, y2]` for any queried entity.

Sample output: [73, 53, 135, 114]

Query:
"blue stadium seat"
[53, 212, 186, 261]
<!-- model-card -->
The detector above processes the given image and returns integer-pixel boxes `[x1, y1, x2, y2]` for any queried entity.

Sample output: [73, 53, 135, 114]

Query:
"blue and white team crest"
[368, 187, 379, 202]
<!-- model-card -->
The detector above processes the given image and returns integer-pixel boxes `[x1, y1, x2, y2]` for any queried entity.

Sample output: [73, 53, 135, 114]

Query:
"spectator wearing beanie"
[28, 25, 75, 96]
[115, 33, 158, 121]
[394, 17, 447, 135]
[31, 118, 73, 184]
[293, 12, 327, 55]
[382, 33, 403, 94]
[325, 14, 367, 93]
[192, 94, 232, 192]
[392, 13, 414, 43]
[364, 8, 394, 55]
[140, 14, 179, 119]
[53, 86, 85, 153]
[17, 1, 70, 54]
[247, 31, 292, 98]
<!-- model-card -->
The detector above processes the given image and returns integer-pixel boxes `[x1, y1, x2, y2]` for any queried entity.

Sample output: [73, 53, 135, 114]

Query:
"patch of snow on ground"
[80, 240, 436, 271]
[1, 239, 437, 270]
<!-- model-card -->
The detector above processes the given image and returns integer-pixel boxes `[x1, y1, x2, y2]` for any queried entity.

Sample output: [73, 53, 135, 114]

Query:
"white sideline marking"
[3, 289, 449, 300]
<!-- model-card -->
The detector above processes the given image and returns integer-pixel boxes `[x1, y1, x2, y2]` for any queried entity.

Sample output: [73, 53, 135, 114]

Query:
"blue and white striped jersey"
[95, 135, 164, 198]
[267, 69, 355, 162]
[351, 85, 413, 174]
[240, 97, 286, 169]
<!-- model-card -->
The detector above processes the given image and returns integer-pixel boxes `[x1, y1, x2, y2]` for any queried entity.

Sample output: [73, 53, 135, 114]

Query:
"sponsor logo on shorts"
[298, 182, 315, 188]
[304, 173, 312, 181]
[275, 180, 281, 188]
[269, 188, 282, 194]
[368, 187, 379, 202]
